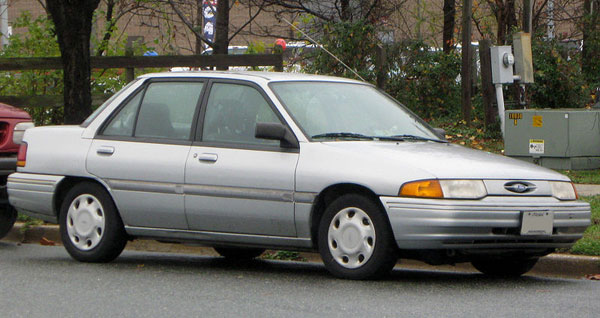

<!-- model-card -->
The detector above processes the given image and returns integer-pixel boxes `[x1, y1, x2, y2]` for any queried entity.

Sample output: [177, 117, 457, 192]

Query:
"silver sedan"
[7, 72, 591, 279]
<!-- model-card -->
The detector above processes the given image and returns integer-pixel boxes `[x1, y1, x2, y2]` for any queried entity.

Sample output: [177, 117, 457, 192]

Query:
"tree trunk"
[443, 0, 456, 53]
[46, 0, 100, 125]
[582, 0, 600, 82]
[461, 0, 472, 124]
[341, 0, 350, 21]
[214, 0, 229, 59]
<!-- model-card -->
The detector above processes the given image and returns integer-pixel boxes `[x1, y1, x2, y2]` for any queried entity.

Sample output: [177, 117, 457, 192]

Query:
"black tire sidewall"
[318, 194, 397, 280]
[59, 182, 126, 262]
[0, 204, 17, 239]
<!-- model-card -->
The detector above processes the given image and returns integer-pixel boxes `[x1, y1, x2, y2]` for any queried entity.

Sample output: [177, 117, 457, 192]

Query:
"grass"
[570, 195, 600, 256]
[559, 170, 600, 184]
[261, 250, 306, 261]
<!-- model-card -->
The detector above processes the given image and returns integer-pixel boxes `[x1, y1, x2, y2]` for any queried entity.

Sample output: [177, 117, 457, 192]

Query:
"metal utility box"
[512, 32, 534, 83]
[491, 46, 515, 84]
[505, 109, 600, 170]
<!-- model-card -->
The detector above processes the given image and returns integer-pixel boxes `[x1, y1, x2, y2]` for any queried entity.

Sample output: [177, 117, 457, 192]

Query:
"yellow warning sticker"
[533, 115, 543, 127]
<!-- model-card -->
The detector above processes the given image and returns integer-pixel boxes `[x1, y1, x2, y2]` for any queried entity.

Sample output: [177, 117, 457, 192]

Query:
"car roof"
[138, 71, 366, 85]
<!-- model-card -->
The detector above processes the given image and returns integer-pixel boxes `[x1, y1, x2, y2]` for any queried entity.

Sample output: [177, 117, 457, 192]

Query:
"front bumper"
[380, 196, 591, 250]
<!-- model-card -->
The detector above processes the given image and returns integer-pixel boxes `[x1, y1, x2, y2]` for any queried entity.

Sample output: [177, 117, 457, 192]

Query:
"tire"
[59, 182, 127, 262]
[318, 194, 398, 280]
[214, 247, 265, 260]
[471, 257, 539, 277]
[0, 204, 17, 240]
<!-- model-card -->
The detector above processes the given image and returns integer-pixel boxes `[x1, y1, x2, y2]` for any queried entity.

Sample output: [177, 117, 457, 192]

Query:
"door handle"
[198, 153, 218, 162]
[96, 146, 115, 155]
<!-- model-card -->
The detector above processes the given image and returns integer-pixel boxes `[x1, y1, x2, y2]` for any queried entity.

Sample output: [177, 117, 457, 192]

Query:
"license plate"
[520, 211, 553, 236]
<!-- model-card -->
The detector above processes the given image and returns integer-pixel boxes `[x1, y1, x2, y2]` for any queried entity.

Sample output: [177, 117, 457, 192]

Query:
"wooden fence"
[0, 54, 283, 108]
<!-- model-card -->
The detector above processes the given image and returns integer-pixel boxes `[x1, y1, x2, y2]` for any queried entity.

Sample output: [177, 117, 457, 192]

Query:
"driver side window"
[202, 83, 281, 146]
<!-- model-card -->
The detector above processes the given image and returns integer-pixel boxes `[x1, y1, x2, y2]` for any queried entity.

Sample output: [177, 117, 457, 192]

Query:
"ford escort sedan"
[7, 72, 591, 279]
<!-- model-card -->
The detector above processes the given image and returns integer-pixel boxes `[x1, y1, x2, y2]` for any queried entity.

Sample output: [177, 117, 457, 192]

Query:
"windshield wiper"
[388, 134, 448, 143]
[311, 132, 375, 140]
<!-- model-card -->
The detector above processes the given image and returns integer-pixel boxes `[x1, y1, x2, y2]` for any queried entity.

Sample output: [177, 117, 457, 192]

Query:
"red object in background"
[0, 103, 32, 154]
[275, 38, 286, 51]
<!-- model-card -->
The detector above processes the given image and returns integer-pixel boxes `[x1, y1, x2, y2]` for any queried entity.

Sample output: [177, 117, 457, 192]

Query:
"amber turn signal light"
[399, 179, 443, 198]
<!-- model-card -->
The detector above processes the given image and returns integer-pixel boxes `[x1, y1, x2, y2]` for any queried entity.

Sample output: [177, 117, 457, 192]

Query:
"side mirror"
[255, 122, 299, 149]
[433, 127, 446, 140]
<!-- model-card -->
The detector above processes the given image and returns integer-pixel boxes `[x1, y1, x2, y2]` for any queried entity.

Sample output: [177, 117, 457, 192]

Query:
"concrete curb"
[3, 223, 599, 279]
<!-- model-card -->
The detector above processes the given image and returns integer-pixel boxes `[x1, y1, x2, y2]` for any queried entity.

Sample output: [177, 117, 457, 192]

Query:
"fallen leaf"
[39, 237, 55, 246]
[585, 274, 600, 280]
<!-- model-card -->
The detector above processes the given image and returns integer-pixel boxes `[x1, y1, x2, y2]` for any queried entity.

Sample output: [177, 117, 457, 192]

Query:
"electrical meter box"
[505, 109, 600, 170]
[491, 46, 515, 84]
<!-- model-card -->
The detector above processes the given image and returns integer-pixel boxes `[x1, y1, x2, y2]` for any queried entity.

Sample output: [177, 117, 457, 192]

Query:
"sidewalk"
[3, 222, 599, 279]
[575, 183, 600, 196]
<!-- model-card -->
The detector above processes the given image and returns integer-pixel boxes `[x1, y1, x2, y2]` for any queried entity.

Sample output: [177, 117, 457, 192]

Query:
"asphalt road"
[1, 242, 598, 318]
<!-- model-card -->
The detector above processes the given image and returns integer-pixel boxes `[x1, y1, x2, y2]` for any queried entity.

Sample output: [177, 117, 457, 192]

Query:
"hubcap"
[328, 207, 376, 269]
[66, 194, 105, 251]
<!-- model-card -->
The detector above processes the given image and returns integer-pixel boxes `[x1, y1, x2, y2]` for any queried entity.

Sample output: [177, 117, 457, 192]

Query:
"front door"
[184, 81, 298, 236]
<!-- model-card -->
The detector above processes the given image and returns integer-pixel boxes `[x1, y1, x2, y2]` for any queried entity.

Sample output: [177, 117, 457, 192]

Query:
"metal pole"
[0, 0, 8, 48]
[523, 0, 533, 33]
[495, 84, 506, 137]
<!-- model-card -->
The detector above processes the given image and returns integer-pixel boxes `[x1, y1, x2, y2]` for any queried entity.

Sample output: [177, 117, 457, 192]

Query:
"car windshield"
[269, 81, 441, 142]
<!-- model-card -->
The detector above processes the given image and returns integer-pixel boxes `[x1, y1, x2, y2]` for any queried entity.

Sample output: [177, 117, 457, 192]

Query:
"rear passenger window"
[102, 81, 204, 140]
[135, 82, 204, 140]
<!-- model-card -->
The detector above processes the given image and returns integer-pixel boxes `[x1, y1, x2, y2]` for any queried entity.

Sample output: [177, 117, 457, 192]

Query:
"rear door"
[184, 80, 299, 236]
[87, 79, 205, 229]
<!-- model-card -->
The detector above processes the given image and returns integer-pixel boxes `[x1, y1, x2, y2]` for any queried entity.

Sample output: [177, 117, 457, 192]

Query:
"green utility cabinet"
[504, 109, 600, 170]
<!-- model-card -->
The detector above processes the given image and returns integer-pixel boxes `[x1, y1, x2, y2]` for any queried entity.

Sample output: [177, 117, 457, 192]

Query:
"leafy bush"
[385, 41, 462, 119]
[529, 36, 587, 109]
[305, 20, 378, 82]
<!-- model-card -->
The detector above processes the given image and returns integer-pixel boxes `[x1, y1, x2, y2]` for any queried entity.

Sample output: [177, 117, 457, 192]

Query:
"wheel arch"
[309, 183, 387, 248]
[53, 176, 117, 219]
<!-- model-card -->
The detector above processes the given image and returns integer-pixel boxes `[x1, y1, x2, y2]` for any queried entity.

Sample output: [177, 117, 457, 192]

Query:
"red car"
[0, 103, 33, 239]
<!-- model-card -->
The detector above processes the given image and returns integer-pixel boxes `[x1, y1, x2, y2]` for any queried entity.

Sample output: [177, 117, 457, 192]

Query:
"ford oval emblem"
[504, 181, 536, 194]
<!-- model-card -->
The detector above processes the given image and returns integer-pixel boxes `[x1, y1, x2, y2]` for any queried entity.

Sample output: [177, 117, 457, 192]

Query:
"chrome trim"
[294, 192, 317, 204]
[184, 184, 294, 202]
[108, 179, 179, 195]
[108, 179, 297, 203]
[125, 226, 313, 249]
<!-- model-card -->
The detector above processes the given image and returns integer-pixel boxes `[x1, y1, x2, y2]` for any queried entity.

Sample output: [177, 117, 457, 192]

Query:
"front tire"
[318, 194, 397, 280]
[472, 257, 539, 277]
[59, 182, 127, 262]
[0, 204, 17, 239]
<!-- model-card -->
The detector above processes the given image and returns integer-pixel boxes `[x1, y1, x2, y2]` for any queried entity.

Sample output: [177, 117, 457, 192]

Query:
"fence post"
[125, 36, 143, 82]
[274, 53, 283, 72]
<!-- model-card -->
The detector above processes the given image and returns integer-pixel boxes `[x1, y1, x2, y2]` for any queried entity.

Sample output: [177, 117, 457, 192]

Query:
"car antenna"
[280, 17, 366, 82]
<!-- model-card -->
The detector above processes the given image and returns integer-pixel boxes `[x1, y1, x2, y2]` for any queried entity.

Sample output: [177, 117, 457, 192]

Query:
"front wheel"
[471, 258, 539, 277]
[0, 205, 17, 239]
[318, 194, 397, 280]
[59, 182, 127, 262]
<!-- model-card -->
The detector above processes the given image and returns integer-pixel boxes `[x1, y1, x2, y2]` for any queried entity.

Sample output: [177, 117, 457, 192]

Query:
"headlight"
[550, 181, 578, 200]
[399, 179, 487, 199]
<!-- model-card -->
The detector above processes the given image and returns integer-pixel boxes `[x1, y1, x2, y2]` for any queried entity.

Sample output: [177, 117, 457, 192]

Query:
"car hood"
[320, 141, 569, 181]
[0, 103, 31, 119]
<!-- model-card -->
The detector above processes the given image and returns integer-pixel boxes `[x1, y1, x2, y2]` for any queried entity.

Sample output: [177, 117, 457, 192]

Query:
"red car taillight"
[16, 142, 27, 167]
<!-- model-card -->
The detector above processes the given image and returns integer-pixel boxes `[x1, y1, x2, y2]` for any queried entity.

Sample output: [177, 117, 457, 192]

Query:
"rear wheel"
[471, 258, 539, 277]
[59, 182, 127, 262]
[318, 194, 397, 280]
[0, 205, 17, 239]
[214, 247, 265, 260]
